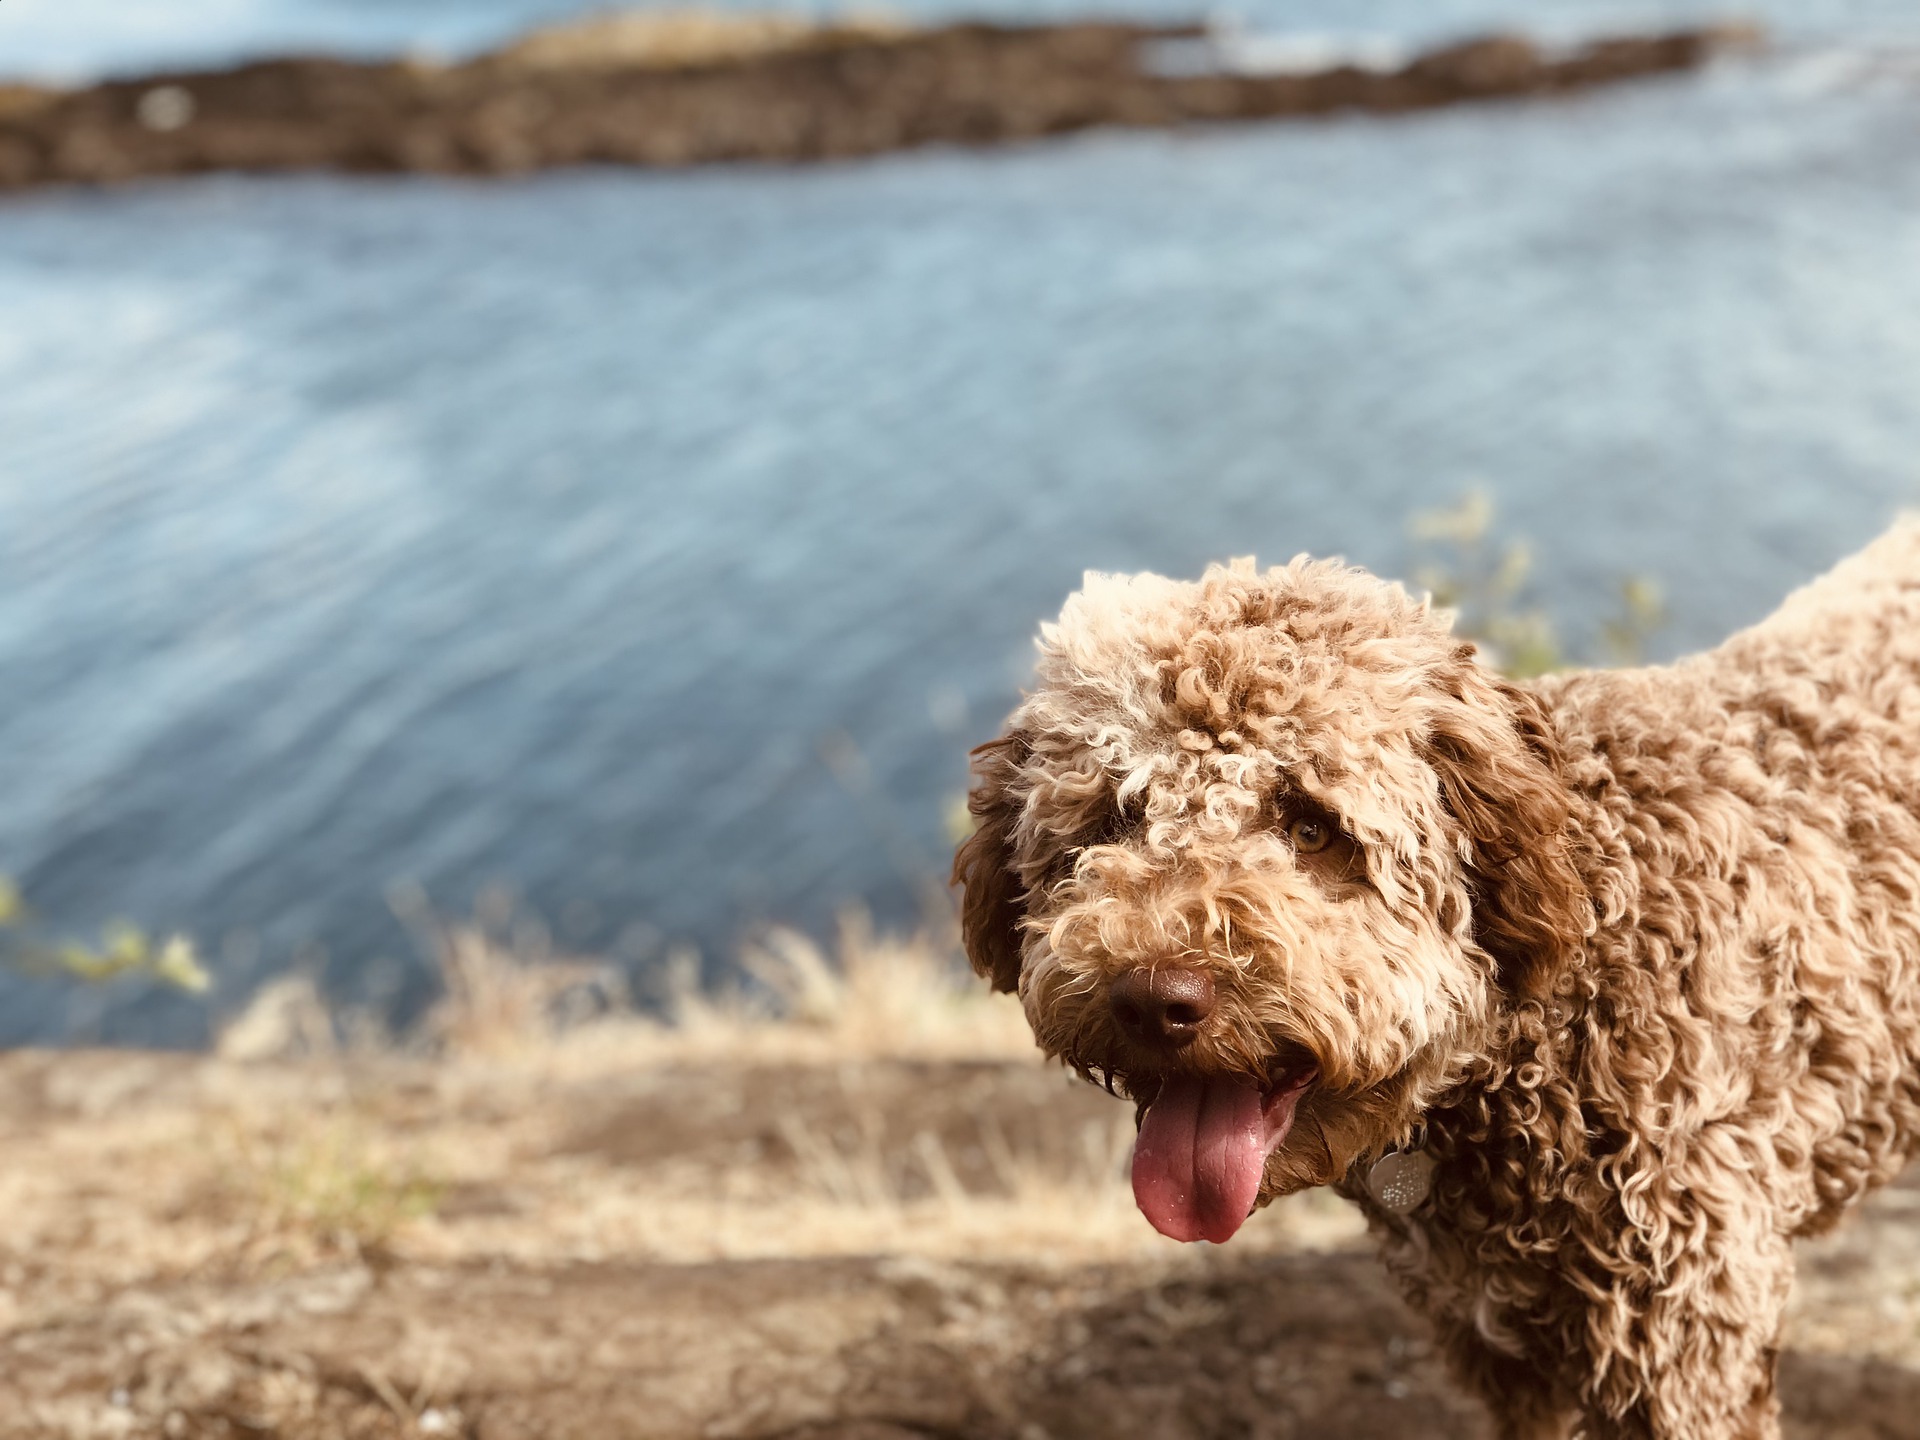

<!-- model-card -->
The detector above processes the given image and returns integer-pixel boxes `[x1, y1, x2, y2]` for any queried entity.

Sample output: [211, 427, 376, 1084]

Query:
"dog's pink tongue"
[1132, 1075, 1284, 1244]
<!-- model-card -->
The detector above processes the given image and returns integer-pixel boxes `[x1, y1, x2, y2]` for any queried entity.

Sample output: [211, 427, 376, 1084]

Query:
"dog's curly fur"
[952, 519, 1920, 1439]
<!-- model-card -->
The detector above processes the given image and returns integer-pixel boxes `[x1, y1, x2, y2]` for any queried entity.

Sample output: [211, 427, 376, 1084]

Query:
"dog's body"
[954, 519, 1920, 1439]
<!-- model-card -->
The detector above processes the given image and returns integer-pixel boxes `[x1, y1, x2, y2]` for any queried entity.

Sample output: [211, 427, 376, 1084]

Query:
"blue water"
[3, 2, 1920, 1044]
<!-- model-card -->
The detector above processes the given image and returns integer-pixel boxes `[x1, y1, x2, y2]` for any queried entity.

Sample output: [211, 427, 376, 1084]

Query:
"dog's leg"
[1640, 1233, 1790, 1440]
[1440, 1330, 1573, 1440]
[1567, 1229, 1793, 1440]
[1631, 1323, 1785, 1440]
[1422, 1214, 1791, 1440]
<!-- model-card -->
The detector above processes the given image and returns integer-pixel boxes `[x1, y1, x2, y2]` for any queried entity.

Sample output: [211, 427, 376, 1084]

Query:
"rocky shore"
[0, 20, 1751, 189]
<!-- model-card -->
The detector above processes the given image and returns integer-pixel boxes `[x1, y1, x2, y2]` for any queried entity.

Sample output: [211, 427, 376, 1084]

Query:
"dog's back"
[1715, 512, 1920, 699]
[1532, 515, 1920, 1237]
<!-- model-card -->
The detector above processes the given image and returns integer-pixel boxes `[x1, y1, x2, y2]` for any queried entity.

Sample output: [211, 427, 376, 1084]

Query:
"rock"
[0, 21, 1755, 190]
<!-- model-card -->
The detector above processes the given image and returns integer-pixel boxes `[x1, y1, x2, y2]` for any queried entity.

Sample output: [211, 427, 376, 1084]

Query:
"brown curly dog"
[952, 518, 1920, 1439]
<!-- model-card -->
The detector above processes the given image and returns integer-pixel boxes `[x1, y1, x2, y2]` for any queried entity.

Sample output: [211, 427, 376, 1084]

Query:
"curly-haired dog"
[952, 518, 1920, 1439]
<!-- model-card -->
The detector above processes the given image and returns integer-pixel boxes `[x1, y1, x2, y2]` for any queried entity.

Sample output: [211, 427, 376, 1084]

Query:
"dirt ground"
[4, 1022, 1920, 1440]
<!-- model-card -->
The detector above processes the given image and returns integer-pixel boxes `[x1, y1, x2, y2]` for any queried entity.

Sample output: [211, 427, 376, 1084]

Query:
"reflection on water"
[3, 22, 1920, 1044]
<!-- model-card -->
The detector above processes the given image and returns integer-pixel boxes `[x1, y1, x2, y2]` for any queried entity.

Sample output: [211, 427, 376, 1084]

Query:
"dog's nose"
[1109, 967, 1216, 1049]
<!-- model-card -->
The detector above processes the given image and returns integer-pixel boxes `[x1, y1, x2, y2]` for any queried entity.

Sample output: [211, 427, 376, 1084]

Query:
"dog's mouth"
[1129, 1057, 1318, 1244]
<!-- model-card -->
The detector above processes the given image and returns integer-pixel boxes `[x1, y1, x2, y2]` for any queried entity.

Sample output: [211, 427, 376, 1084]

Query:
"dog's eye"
[1287, 816, 1333, 854]
[1277, 801, 1366, 890]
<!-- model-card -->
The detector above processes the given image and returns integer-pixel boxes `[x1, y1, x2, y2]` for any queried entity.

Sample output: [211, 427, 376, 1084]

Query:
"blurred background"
[4, 0, 1920, 1049]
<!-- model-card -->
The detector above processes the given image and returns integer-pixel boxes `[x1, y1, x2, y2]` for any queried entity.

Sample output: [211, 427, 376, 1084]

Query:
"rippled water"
[3, 3, 1920, 1043]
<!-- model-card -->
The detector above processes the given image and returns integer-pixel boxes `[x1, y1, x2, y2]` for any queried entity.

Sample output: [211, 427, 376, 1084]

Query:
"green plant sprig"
[0, 879, 208, 993]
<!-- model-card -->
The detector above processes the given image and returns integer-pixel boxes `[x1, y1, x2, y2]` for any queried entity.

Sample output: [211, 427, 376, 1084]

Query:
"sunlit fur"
[953, 521, 1920, 1439]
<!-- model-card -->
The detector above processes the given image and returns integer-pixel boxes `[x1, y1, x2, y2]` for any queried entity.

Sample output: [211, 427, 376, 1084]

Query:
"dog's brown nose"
[1109, 967, 1216, 1049]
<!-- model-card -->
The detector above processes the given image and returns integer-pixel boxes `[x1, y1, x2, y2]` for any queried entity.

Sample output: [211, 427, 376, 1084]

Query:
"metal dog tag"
[1367, 1150, 1434, 1215]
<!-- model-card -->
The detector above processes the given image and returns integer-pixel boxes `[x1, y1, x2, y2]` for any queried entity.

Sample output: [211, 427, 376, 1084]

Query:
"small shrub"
[233, 1114, 441, 1260]
[0, 879, 207, 992]
[1410, 488, 1665, 676]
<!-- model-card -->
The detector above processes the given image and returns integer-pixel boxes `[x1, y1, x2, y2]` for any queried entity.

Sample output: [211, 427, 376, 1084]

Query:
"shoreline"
[0, 21, 1752, 190]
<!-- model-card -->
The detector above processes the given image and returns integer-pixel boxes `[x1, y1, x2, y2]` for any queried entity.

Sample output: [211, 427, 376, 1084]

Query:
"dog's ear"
[1427, 658, 1590, 1000]
[951, 732, 1029, 994]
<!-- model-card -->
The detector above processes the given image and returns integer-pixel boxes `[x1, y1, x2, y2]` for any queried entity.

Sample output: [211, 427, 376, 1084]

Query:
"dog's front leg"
[1568, 1226, 1794, 1440]
[1435, 1325, 1574, 1440]
[1416, 1207, 1792, 1440]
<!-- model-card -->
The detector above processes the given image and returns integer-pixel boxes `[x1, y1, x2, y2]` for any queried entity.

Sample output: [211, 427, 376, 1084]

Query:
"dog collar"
[1367, 1149, 1435, 1215]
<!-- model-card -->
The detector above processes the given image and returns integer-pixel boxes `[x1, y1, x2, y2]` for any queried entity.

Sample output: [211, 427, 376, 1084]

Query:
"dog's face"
[953, 557, 1586, 1242]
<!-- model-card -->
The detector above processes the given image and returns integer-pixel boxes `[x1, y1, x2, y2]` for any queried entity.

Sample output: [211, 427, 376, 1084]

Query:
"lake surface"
[3, 0, 1920, 1044]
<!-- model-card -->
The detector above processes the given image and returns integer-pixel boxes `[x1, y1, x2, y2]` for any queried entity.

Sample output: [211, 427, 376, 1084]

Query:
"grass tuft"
[229, 1112, 443, 1263]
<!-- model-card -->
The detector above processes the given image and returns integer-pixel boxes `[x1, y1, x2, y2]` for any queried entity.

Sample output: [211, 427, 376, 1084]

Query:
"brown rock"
[0, 23, 1751, 190]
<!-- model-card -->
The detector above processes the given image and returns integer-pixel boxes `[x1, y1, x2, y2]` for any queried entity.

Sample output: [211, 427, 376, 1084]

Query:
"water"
[3, 3, 1920, 1044]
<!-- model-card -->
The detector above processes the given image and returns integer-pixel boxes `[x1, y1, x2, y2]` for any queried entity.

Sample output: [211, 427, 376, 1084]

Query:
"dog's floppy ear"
[951, 731, 1029, 994]
[1427, 658, 1590, 1000]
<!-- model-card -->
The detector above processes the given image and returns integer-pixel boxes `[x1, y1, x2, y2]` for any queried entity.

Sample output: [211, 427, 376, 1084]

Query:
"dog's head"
[952, 557, 1589, 1241]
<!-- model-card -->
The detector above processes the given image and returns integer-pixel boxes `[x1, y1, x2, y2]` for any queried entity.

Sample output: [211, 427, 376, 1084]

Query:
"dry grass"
[379, 911, 1357, 1265]
[665, 913, 1041, 1063]
[228, 1111, 443, 1263]
[5, 918, 1919, 1437]
[399, 906, 1043, 1071]
[0, 914, 1361, 1324]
